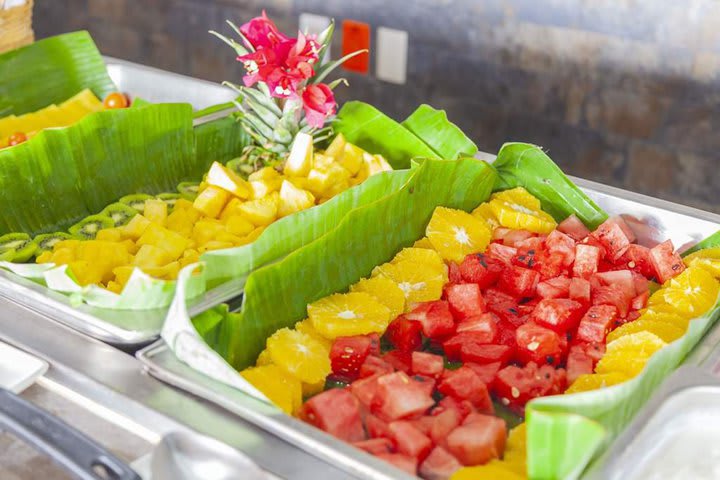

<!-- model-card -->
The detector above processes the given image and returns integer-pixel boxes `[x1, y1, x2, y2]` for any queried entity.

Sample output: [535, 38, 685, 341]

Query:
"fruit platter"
[1, 11, 720, 480]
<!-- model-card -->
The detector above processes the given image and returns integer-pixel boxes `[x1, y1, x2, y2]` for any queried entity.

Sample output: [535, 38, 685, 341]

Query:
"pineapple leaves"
[225, 20, 255, 53]
[316, 20, 335, 61]
[209, 30, 249, 57]
[312, 49, 369, 84]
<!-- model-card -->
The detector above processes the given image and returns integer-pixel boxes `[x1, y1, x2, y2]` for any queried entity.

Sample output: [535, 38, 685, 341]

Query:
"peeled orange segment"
[412, 237, 435, 250]
[471, 202, 500, 229]
[426, 206, 492, 262]
[640, 310, 692, 331]
[566, 372, 629, 394]
[450, 461, 526, 480]
[684, 256, 720, 279]
[308, 292, 391, 340]
[488, 198, 556, 235]
[294, 319, 332, 351]
[649, 267, 719, 317]
[371, 260, 445, 304]
[491, 187, 543, 211]
[683, 247, 720, 262]
[391, 247, 447, 277]
[595, 331, 667, 378]
[240, 364, 302, 414]
[350, 276, 406, 319]
[256, 348, 273, 366]
[266, 328, 331, 384]
[606, 318, 685, 344]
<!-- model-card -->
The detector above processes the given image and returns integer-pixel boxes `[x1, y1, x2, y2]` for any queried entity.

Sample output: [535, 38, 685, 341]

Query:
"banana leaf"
[194, 115, 252, 166]
[334, 101, 439, 169]
[0, 31, 116, 117]
[682, 229, 720, 256]
[492, 142, 608, 229]
[402, 104, 477, 159]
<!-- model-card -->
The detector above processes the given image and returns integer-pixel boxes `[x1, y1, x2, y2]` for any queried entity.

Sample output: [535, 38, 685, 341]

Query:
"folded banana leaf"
[402, 104, 478, 159]
[0, 31, 116, 117]
[682, 229, 720, 256]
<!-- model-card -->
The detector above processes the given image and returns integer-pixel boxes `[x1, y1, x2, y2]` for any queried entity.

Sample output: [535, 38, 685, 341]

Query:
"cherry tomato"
[7, 132, 27, 146]
[103, 92, 129, 109]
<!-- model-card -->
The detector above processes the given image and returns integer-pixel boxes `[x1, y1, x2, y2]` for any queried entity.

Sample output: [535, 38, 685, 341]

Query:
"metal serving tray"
[137, 173, 720, 480]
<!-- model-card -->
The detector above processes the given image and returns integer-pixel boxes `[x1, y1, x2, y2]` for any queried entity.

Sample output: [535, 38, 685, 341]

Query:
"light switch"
[299, 13, 332, 62]
[376, 27, 408, 84]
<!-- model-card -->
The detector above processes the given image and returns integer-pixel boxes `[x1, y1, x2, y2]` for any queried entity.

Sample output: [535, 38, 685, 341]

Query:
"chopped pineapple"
[284, 132, 313, 177]
[206, 161, 251, 199]
[239, 194, 279, 226]
[144, 199, 168, 226]
[225, 216, 255, 237]
[193, 186, 231, 218]
[278, 180, 315, 218]
[122, 215, 151, 240]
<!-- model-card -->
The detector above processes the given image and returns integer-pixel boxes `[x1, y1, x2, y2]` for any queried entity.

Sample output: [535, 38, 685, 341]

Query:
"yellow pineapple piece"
[238, 193, 279, 227]
[173, 198, 195, 211]
[266, 328, 331, 384]
[595, 331, 667, 378]
[351, 276, 405, 319]
[284, 132, 313, 177]
[193, 185, 231, 218]
[51, 248, 75, 265]
[451, 462, 525, 480]
[68, 260, 103, 286]
[248, 166, 283, 182]
[137, 224, 189, 260]
[199, 240, 234, 252]
[342, 142, 365, 175]
[180, 248, 200, 265]
[242, 226, 266, 245]
[278, 180, 315, 218]
[53, 239, 80, 252]
[312, 153, 335, 170]
[308, 292, 391, 339]
[192, 220, 225, 247]
[302, 380, 326, 397]
[306, 163, 351, 197]
[112, 266, 135, 287]
[74, 241, 131, 284]
[215, 231, 244, 244]
[119, 239, 138, 255]
[219, 198, 243, 222]
[240, 365, 302, 415]
[295, 319, 332, 351]
[426, 206, 492, 263]
[372, 260, 446, 305]
[225, 215, 255, 237]
[106, 281, 123, 294]
[144, 199, 168, 226]
[132, 244, 172, 269]
[143, 261, 180, 280]
[325, 133, 347, 160]
[122, 214, 152, 240]
[249, 180, 274, 199]
[96, 228, 123, 242]
[166, 208, 194, 237]
[36, 251, 53, 263]
[364, 153, 392, 176]
[206, 161, 251, 199]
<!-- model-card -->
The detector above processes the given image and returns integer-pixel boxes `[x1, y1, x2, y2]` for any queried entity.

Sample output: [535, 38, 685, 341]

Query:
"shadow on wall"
[33, 0, 720, 213]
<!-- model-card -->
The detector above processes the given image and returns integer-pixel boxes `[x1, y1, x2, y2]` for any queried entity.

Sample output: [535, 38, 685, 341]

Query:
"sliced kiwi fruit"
[226, 158, 255, 178]
[156, 193, 182, 211]
[101, 202, 138, 227]
[34, 232, 73, 253]
[176, 182, 200, 200]
[119, 194, 153, 214]
[0, 233, 38, 262]
[68, 214, 114, 240]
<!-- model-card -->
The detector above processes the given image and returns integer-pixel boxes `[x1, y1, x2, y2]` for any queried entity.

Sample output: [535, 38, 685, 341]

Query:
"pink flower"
[239, 10, 289, 50]
[237, 48, 279, 87]
[302, 83, 336, 128]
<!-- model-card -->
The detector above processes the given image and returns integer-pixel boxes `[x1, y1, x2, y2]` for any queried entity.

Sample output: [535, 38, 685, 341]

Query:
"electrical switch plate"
[341, 20, 370, 74]
[299, 13, 332, 62]
[376, 27, 408, 85]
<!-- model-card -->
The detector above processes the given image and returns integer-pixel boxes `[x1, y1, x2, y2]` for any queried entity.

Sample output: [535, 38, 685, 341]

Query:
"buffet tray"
[137, 173, 720, 480]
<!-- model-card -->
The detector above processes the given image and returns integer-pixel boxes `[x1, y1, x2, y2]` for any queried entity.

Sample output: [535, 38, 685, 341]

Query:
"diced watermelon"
[593, 269, 636, 296]
[300, 388, 365, 442]
[576, 305, 619, 343]
[374, 453, 417, 475]
[411, 374, 437, 397]
[388, 420, 433, 460]
[432, 396, 476, 421]
[592, 284, 631, 318]
[442, 331, 498, 361]
[455, 313, 499, 341]
[411, 416, 435, 436]
[487, 298, 524, 327]
[446, 416, 507, 466]
[566, 344, 594, 384]
[372, 372, 435, 421]
[384, 316, 423, 353]
[359, 355, 394, 378]
[429, 409, 461, 447]
[536, 275, 571, 299]
[545, 230, 576, 266]
[446, 283, 486, 320]
[419, 446, 463, 480]
[499, 265, 540, 297]
[515, 236, 544, 251]
[530, 298, 585, 333]
[649, 239, 685, 283]
[406, 301, 456, 339]
[593, 218, 633, 260]
[366, 413, 392, 439]
[573, 244, 601, 278]
[354, 437, 394, 455]
[515, 322, 564, 366]
[503, 229, 536, 247]
[517, 297, 540, 316]
[493, 227, 512, 242]
[632, 290, 649, 310]
[486, 243, 518, 265]
[412, 351, 445, 379]
[438, 366, 493, 413]
[330, 335, 373, 381]
[512, 247, 539, 269]
[575, 340, 606, 363]
[466, 361, 502, 385]
[492, 363, 567, 412]
[496, 318, 519, 350]
[459, 253, 504, 287]
[632, 272, 649, 294]
[350, 373, 382, 408]
[460, 343, 514, 366]
[558, 214, 591, 241]
[618, 244, 655, 279]
[382, 350, 412, 373]
[569, 277, 592, 303]
[533, 249, 567, 279]
[448, 261, 463, 284]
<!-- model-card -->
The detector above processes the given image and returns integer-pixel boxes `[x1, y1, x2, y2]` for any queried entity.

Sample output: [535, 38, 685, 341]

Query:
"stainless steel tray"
[137, 174, 720, 480]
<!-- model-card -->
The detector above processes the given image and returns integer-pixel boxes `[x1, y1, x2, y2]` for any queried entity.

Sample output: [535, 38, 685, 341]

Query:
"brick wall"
[34, 0, 720, 213]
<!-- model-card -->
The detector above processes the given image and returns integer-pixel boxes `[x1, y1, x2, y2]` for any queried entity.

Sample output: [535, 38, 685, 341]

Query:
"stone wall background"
[34, 0, 720, 213]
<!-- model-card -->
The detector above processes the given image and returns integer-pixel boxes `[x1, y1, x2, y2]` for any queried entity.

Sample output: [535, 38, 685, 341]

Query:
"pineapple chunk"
[53, 239, 80, 252]
[144, 199, 168, 226]
[106, 281, 123, 294]
[122, 215, 152, 240]
[136, 224, 189, 260]
[180, 249, 200, 267]
[144, 261, 181, 280]
[248, 166, 282, 182]
[225, 215, 255, 236]
[96, 228, 123, 242]
[119, 239, 139, 255]
[193, 185, 231, 218]
[112, 266, 135, 287]
[312, 153, 335, 170]
[206, 161, 251, 199]
[173, 198, 195, 211]
[68, 260, 103, 286]
[325, 133, 346, 159]
[343, 143, 365, 176]
[278, 180, 315, 218]
[75, 241, 131, 284]
[192, 220, 225, 246]
[238, 193, 279, 226]
[306, 164, 351, 197]
[133, 244, 172, 269]
[36, 251, 53, 263]
[51, 248, 75, 265]
[249, 180, 278, 199]
[364, 153, 393, 176]
[284, 132, 313, 177]
[199, 241, 234, 252]
[166, 208, 194, 237]
[219, 198, 243, 222]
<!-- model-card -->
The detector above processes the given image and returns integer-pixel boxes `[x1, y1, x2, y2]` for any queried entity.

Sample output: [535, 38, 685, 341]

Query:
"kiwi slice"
[226, 158, 255, 178]
[176, 182, 200, 200]
[102, 202, 138, 227]
[0, 233, 38, 263]
[156, 193, 182, 211]
[34, 232, 73, 253]
[119, 194, 153, 214]
[68, 214, 114, 240]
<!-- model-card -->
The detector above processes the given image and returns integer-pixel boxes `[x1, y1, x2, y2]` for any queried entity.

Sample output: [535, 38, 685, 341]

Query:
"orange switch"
[341, 20, 370, 74]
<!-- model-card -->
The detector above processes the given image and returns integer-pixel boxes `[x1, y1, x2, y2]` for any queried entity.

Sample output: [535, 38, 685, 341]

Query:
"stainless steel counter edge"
[0, 296, 356, 479]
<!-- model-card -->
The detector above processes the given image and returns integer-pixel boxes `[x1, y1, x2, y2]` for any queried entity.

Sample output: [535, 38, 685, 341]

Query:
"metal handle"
[0, 388, 141, 480]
